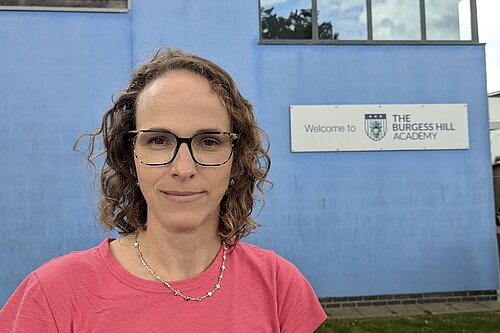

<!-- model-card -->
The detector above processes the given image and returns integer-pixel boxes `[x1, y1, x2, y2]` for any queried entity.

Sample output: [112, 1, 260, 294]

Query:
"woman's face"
[134, 70, 233, 234]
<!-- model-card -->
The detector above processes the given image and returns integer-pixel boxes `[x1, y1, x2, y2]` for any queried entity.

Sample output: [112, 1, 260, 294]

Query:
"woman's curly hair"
[79, 48, 271, 245]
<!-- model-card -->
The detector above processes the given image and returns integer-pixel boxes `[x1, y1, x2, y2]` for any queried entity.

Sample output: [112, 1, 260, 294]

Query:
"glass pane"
[317, 0, 367, 40]
[261, 0, 313, 39]
[372, 0, 421, 40]
[425, 0, 471, 40]
[0, 0, 127, 9]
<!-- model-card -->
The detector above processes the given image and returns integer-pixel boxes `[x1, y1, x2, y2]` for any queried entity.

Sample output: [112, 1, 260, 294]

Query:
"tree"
[261, 7, 337, 40]
[261, 7, 311, 39]
[319, 21, 339, 40]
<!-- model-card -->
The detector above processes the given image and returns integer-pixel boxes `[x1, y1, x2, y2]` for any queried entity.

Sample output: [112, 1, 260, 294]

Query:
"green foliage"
[315, 312, 500, 333]
[261, 7, 338, 40]
[319, 21, 339, 40]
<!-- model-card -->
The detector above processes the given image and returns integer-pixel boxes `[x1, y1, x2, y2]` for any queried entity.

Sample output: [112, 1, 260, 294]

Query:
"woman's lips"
[160, 190, 205, 203]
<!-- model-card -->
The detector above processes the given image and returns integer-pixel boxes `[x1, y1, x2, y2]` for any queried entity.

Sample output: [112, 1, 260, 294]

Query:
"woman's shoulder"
[233, 241, 279, 261]
[232, 241, 327, 330]
[233, 241, 274, 253]
[34, 238, 110, 283]
[233, 241, 302, 275]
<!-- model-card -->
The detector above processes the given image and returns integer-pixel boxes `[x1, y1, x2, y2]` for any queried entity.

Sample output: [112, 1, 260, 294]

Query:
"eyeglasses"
[128, 129, 239, 166]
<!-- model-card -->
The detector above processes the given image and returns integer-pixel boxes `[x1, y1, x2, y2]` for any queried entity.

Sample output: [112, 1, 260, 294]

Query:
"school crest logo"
[364, 114, 387, 141]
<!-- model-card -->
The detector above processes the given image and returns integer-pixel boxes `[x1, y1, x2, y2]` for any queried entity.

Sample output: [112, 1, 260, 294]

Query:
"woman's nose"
[169, 143, 197, 179]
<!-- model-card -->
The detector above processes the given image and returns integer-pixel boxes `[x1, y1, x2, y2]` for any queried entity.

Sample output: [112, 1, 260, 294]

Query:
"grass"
[315, 312, 500, 333]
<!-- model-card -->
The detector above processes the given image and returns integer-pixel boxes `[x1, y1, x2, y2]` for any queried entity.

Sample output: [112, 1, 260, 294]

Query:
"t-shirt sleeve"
[0, 272, 59, 332]
[275, 256, 327, 333]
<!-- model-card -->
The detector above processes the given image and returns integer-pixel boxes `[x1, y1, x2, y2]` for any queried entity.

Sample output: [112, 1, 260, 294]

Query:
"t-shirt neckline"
[98, 238, 225, 293]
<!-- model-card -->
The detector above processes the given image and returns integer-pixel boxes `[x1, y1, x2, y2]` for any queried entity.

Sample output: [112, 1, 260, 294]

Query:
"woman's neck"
[136, 224, 222, 281]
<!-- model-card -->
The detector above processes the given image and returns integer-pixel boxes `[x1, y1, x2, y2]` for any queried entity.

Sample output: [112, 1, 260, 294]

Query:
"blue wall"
[1, 0, 497, 306]
[0, 10, 131, 305]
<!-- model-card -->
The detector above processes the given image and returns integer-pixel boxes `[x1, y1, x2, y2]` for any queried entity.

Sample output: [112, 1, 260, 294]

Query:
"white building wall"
[489, 95, 500, 163]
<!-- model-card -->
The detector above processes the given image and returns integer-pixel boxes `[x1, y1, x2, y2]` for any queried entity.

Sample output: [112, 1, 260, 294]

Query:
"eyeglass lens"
[133, 131, 234, 166]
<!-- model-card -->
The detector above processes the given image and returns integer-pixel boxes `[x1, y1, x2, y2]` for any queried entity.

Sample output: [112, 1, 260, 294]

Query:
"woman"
[0, 48, 326, 332]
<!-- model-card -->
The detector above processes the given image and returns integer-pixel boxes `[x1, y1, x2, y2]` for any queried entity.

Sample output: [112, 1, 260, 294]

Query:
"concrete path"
[326, 298, 500, 319]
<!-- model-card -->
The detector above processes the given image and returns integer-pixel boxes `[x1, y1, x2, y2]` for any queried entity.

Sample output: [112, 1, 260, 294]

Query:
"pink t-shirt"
[1, 239, 326, 332]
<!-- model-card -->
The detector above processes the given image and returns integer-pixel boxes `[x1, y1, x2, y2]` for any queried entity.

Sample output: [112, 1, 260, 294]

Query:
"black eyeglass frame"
[128, 129, 239, 167]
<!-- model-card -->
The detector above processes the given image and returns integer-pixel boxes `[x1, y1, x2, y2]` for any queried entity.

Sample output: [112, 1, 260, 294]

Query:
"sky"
[262, 0, 499, 93]
[477, 0, 500, 93]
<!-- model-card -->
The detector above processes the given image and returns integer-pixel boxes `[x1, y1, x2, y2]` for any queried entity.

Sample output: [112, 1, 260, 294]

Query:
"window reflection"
[259, 0, 476, 43]
[425, 0, 471, 40]
[0, 0, 127, 8]
[317, 0, 367, 40]
[372, 0, 421, 40]
[261, 0, 313, 39]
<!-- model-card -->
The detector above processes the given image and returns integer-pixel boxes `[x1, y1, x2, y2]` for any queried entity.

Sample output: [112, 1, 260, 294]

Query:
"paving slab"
[476, 300, 500, 311]
[327, 299, 500, 320]
[448, 302, 490, 313]
[356, 305, 395, 318]
[416, 303, 458, 315]
[386, 304, 427, 317]
[326, 307, 364, 319]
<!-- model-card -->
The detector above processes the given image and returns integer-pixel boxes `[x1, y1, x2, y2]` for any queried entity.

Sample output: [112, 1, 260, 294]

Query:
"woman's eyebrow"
[195, 128, 226, 134]
[142, 127, 226, 134]
[141, 127, 171, 133]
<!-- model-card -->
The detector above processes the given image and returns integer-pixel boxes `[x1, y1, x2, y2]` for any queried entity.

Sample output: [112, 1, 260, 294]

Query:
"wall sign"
[290, 104, 469, 152]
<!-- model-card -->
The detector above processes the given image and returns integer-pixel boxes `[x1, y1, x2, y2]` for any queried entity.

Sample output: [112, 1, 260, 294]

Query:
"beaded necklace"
[133, 231, 227, 301]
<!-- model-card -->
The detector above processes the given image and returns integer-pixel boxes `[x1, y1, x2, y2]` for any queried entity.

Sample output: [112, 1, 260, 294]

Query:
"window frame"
[0, 0, 129, 13]
[258, 0, 479, 44]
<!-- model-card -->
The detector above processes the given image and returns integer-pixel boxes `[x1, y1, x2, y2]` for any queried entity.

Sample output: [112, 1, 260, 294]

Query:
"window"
[371, 0, 421, 41]
[260, 0, 313, 40]
[317, 0, 367, 40]
[259, 0, 478, 43]
[425, 0, 472, 40]
[0, 0, 129, 12]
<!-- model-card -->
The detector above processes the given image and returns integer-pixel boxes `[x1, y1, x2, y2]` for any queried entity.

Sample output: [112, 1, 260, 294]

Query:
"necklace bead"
[133, 231, 228, 301]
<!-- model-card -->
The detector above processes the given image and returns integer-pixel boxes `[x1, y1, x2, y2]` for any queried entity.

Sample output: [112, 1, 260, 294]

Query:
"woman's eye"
[149, 137, 165, 145]
[146, 136, 173, 146]
[202, 138, 219, 147]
